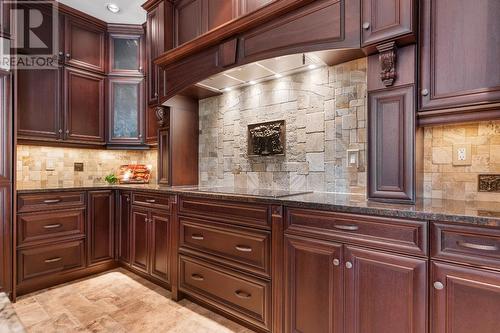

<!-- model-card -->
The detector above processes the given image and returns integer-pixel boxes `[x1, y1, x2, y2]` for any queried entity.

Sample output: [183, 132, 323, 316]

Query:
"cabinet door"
[0, 186, 11, 294]
[118, 192, 131, 264]
[17, 69, 62, 141]
[131, 207, 150, 273]
[1, 0, 10, 38]
[361, 0, 415, 46]
[345, 246, 427, 333]
[431, 262, 500, 333]
[109, 34, 144, 75]
[87, 191, 115, 266]
[284, 235, 343, 333]
[64, 67, 105, 144]
[64, 17, 106, 73]
[239, 0, 275, 15]
[0, 70, 11, 182]
[107, 77, 144, 145]
[203, 0, 237, 31]
[146, 2, 165, 104]
[174, 0, 203, 46]
[420, 0, 500, 112]
[150, 210, 170, 283]
[146, 106, 159, 145]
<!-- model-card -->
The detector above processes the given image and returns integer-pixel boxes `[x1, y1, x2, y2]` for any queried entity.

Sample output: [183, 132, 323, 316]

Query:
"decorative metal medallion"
[248, 120, 285, 156]
[478, 174, 500, 192]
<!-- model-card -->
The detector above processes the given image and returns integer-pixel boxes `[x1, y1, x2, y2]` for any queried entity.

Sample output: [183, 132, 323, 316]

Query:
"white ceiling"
[57, 0, 146, 24]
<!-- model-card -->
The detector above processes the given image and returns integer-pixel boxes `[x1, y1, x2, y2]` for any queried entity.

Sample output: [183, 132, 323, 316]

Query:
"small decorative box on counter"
[117, 164, 152, 184]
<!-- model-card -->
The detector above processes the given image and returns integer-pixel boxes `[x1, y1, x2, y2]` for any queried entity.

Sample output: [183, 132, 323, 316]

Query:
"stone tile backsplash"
[423, 120, 500, 201]
[198, 58, 368, 193]
[17, 145, 158, 189]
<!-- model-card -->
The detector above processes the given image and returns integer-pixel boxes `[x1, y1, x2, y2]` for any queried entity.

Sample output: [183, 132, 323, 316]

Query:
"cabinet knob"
[58, 51, 63, 56]
[154, 92, 158, 97]
[421, 89, 429, 96]
[65, 53, 71, 59]
[139, 134, 143, 138]
[58, 129, 62, 134]
[345, 261, 353, 269]
[362, 22, 370, 30]
[66, 130, 70, 134]
[433, 281, 444, 290]
[333, 259, 340, 266]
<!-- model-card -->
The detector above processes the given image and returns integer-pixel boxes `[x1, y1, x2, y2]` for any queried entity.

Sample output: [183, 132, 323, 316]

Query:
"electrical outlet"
[347, 149, 359, 169]
[74, 162, 84, 172]
[452, 144, 471, 166]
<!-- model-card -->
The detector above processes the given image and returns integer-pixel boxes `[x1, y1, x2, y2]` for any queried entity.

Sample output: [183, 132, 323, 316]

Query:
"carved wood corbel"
[155, 105, 169, 128]
[376, 41, 397, 87]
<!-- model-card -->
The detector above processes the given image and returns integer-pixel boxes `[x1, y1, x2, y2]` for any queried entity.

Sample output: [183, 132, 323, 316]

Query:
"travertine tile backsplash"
[423, 120, 500, 201]
[199, 58, 367, 193]
[17, 145, 158, 189]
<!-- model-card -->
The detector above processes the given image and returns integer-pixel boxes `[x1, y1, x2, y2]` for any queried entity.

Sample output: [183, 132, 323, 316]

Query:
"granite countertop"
[16, 184, 500, 228]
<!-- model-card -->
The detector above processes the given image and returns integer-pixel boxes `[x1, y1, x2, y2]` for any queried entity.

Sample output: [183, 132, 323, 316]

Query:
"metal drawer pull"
[191, 234, 204, 240]
[191, 274, 204, 281]
[44, 257, 62, 263]
[334, 224, 359, 231]
[43, 224, 62, 229]
[43, 199, 61, 204]
[457, 241, 499, 252]
[145, 199, 156, 203]
[235, 290, 252, 299]
[235, 245, 253, 253]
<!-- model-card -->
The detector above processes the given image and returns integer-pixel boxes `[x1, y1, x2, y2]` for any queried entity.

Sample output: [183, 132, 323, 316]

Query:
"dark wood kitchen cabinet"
[87, 191, 115, 266]
[108, 29, 144, 76]
[107, 77, 144, 146]
[361, 0, 415, 47]
[146, 106, 160, 145]
[284, 235, 343, 333]
[431, 261, 500, 333]
[174, 0, 203, 46]
[419, 0, 500, 125]
[0, 0, 10, 38]
[117, 192, 131, 265]
[64, 67, 105, 144]
[239, 0, 276, 15]
[64, 16, 106, 73]
[131, 207, 150, 273]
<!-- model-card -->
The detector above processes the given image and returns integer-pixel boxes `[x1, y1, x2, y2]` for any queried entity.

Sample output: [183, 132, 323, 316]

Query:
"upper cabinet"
[0, 1, 10, 38]
[361, 0, 415, 47]
[174, 0, 203, 46]
[419, 0, 500, 125]
[239, 0, 275, 16]
[64, 17, 106, 73]
[204, 0, 237, 31]
[109, 33, 144, 76]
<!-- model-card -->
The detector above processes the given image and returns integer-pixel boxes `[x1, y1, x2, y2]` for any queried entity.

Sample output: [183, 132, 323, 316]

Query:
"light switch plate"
[452, 144, 471, 166]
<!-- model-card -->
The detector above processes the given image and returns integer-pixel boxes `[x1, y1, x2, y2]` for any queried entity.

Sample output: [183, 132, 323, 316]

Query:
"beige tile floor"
[12, 268, 256, 333]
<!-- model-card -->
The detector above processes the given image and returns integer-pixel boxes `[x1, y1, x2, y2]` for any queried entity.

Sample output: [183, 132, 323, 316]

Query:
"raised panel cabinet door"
[146, 106, 159, 145]
[174, 0, 203, 46]
[0, 186, 12, 294]
[431, 261, 500, 333]
[64, 67, 105, 144]
[146, 1, 165, 104]
[107, 77, 144, 145]
[0, 70, 11, 182]
[87, 191, 115, 266]
[203, 0, 237, 31]
[17, 68, 62, 141]
[64, 17, 106, 73]
[368, 85, 416, 203]
[344, 246, 427, 333]
[150, 210, 170, 283]
[131, 207, 150, 273]
[0, 1, 10, 37]
[420, 0, 500, 112]
[284, 235, 343, 333]
[109, 34, 144, 75]
[118, 192, 131, 264]
[361, 0, 415, 46]
[239, 0, 275, 15]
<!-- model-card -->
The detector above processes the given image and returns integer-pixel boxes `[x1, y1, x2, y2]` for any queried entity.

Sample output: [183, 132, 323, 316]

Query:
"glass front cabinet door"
[109, 34, 144, 75]
[107, 77, 144, 146]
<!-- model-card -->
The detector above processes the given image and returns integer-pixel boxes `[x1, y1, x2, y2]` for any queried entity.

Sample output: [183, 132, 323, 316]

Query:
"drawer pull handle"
[191, 274, 204, 281]
[235, 245, 253, 253]
[43, 224, 62, 229]
[44, 257, 62, 263]
[334, 224, 359, 231]
[145, 199, 156, 203]
[457, 241, 499, 252]
[235, 290, 252, 299]
[43, 199, 61, 204]
[191, 234, 204, 241]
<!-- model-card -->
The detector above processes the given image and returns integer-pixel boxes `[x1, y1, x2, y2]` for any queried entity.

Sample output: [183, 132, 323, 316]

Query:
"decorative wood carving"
[248, 120, 285, 156]
[376, 42, 397, 87]
[155, 106, 169, 127]
[478, 174, 500, 192]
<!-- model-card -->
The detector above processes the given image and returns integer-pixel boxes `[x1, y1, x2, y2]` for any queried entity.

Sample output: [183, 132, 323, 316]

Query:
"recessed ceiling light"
[223, 87, 232, 92]
[274, 74, 282, 79]
[308, 64, 317, 70]
[249, 81, 257, 85]
[107, 3, 120, 13]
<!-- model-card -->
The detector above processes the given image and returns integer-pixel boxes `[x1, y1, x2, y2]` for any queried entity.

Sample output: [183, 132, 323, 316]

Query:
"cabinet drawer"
[432, 222, 500, 270]
[18, 191, 85, 213]
[132, 192, 170, 211]
[179, 217, 271, 277]
[18, 240, 85, 282]
[179, 196, 270, 229]
[286, 208, 428, 256]
[179, 255, 271, 331]
[18, 208, 85, 245]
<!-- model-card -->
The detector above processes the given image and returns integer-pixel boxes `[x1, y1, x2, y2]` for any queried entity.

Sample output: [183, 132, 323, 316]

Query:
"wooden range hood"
[154, 0, 365, 103]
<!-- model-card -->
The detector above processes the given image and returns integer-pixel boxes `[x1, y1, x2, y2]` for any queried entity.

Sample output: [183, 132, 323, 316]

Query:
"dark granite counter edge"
[16, 185, 500, 228]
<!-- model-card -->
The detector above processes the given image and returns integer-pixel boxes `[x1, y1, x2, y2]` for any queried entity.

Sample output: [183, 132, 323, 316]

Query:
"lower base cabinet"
[284, 234, 428, 333]
[87, 191, 115, 266]
[431, 261, 500, 333]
